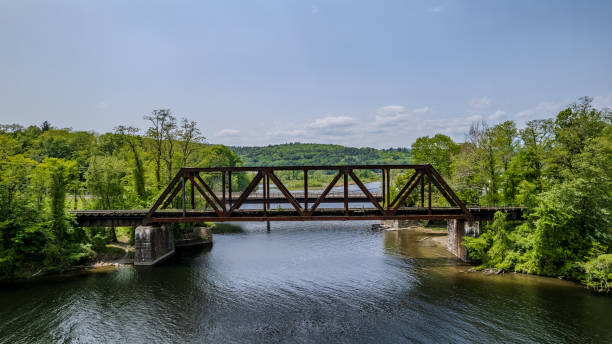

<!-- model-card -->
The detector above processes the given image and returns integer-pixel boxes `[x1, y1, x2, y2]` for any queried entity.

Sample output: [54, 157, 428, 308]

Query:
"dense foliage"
[231, 143, 411, 166]
[0, 110, 244, 278]
[404, 97, 610, 291]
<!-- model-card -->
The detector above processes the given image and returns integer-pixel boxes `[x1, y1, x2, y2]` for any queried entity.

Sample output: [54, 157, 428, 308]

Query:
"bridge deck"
[72, 207, 523, 227]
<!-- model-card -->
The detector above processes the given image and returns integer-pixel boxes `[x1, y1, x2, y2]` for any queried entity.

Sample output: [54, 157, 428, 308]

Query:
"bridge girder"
[142, 164, 475, 224]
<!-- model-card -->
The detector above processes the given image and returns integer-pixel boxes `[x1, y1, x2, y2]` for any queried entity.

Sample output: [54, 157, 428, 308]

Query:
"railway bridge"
[72, 165, 523, 265]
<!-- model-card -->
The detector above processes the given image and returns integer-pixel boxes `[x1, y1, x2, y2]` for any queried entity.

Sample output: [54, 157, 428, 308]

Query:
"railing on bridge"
[143, 165, 474, 223]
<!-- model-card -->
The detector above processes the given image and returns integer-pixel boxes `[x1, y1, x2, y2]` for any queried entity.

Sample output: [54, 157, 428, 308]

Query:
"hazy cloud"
[306, 115, 356, 129]
[212, 95, 610, 148]
[375, 104, 430, 126]
[216, 128, 240, 136]
[413, 106, 432, 113]
[488, 109, 506, 120]
[469, 97, 492, 110]
[514, 100, 567, 119]
[593, 93, 612, 109]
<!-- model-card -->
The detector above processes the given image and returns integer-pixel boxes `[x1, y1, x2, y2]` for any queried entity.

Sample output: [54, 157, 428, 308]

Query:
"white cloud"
[428, 5, 443, 13]
[212, 95, 608, 148]
[469, 97, 492, 110]
[375, 104, 431, 126]
[514, 100, 567, 119]
[306, 115, 355, 129]
[377, 105, 405, 114]
[311, 5, 320, 14]
[216, 128, 240, 136]
[593, 93, 612, 109]
[413, 106, 431, 113]
[488, 109, 506, 120]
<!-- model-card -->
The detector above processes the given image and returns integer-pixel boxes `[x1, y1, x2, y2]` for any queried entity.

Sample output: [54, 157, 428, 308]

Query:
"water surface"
[1, 222, 610, 343]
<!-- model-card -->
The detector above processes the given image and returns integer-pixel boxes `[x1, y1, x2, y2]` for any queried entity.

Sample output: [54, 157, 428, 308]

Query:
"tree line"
[406, 97, 611, 292]
[0, 109, 244, 278]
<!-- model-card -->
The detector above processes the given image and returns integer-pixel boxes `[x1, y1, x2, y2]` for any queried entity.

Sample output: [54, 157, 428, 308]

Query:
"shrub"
[582, 254, 612, 293]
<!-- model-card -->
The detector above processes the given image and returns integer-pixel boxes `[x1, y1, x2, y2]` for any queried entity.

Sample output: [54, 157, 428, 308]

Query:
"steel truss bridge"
[73, 165, 523, 227]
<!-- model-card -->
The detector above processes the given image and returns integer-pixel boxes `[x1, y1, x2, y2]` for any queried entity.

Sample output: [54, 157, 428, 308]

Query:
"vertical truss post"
[190, 173, 195, 209]
[266, 173, 270, 207]
[386, 168, 391, 207]
[382, 169, 386, 209]
[181, 175, 186, 217]
[428, 173, 432, 214]
[228, 171, 232, 208]
[420, 176, 424, 207]
[344, 168, 349, 216]
[304, 169, 308, 211]
[222, 171, 226, 212]
[263, 170, 267, 215]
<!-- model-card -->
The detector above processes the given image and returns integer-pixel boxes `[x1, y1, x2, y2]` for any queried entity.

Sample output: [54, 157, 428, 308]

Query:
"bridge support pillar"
[134, 225, 175, 266]
[447, 219, 479, 262]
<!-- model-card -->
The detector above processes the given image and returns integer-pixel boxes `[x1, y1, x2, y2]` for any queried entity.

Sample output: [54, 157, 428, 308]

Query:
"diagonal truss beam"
[161, 182, 182, 209]
[195, 174, 224, 211]
[391, 172, 424, 213]
[227, 171, 263, 214]
[348, 170, 385, 213]
[426, 166, 473, 220]
[190, 176, 223, 216]
[307, 170, 343, 214]
[145, 171, 184, 220]
[389, 170, 420, 208]
[267, 171, 303, 215]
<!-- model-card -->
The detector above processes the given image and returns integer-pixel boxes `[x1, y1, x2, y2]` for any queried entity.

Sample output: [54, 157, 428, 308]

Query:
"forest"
[407, 97, 610, 292]
[0, 97, 610, 292]
[232, 143, 410, 166]
[0, 110, 248, 278]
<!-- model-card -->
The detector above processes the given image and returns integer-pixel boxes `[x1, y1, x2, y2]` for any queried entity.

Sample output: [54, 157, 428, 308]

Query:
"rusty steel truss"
[143, 165, 473, 224]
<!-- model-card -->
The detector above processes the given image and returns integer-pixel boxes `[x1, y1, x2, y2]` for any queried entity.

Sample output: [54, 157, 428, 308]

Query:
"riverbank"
[0, 223, 233, 283]
[389, 226, 607, 293]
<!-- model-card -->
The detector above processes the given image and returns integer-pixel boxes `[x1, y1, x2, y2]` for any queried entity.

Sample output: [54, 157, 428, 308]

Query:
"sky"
[1, 0, 611, 148]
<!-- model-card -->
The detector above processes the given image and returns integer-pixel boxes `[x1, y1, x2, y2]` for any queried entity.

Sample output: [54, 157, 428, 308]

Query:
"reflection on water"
[1, 222, 610, 344]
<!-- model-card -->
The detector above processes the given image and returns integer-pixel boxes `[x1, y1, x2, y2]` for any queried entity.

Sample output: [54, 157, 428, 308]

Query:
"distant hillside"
[230, 143, 411, 166]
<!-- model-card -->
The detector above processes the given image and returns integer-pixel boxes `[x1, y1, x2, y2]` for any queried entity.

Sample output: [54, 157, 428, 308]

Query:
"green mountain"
[230, 143, 411, 166]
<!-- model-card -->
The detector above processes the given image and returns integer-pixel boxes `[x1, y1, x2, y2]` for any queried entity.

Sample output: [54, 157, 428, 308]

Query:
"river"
[1, 222, 610, 343]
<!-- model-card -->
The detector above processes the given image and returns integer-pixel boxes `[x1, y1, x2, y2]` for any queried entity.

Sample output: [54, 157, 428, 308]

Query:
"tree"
[161, 116, 178, 181]
[144, 109, 175, 187]
[114, 125, 146, 199]
[410, 134, 459, 178]
[518, 119, 553, 191]
[35, 158, 77, 238]
[85, 156, 126, 210]
[178, 118, 204, 166]
[450, 123, 487, 205]
[547, 97, 609, 178]
[40, 121, 51, 132]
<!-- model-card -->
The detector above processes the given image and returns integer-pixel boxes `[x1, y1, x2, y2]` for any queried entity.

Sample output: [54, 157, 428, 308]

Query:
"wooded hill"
[230, 143, 411, 166]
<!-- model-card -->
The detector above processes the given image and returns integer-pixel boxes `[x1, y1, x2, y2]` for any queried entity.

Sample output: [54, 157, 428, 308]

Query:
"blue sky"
[1, 1, 611, 148]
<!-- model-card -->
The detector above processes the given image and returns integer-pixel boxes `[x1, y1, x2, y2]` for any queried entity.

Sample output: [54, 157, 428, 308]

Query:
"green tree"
[115, 126, 146, 200]
[410, 134, 458, 178]
[85, 156, 126, 209]
[36, 158, 78, 239]
[144, 109, 176, 187]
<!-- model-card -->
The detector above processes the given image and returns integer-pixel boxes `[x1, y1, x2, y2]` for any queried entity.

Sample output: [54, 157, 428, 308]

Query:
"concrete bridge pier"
[134, 225, 175, 266]
[447, 219, 479, 262]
